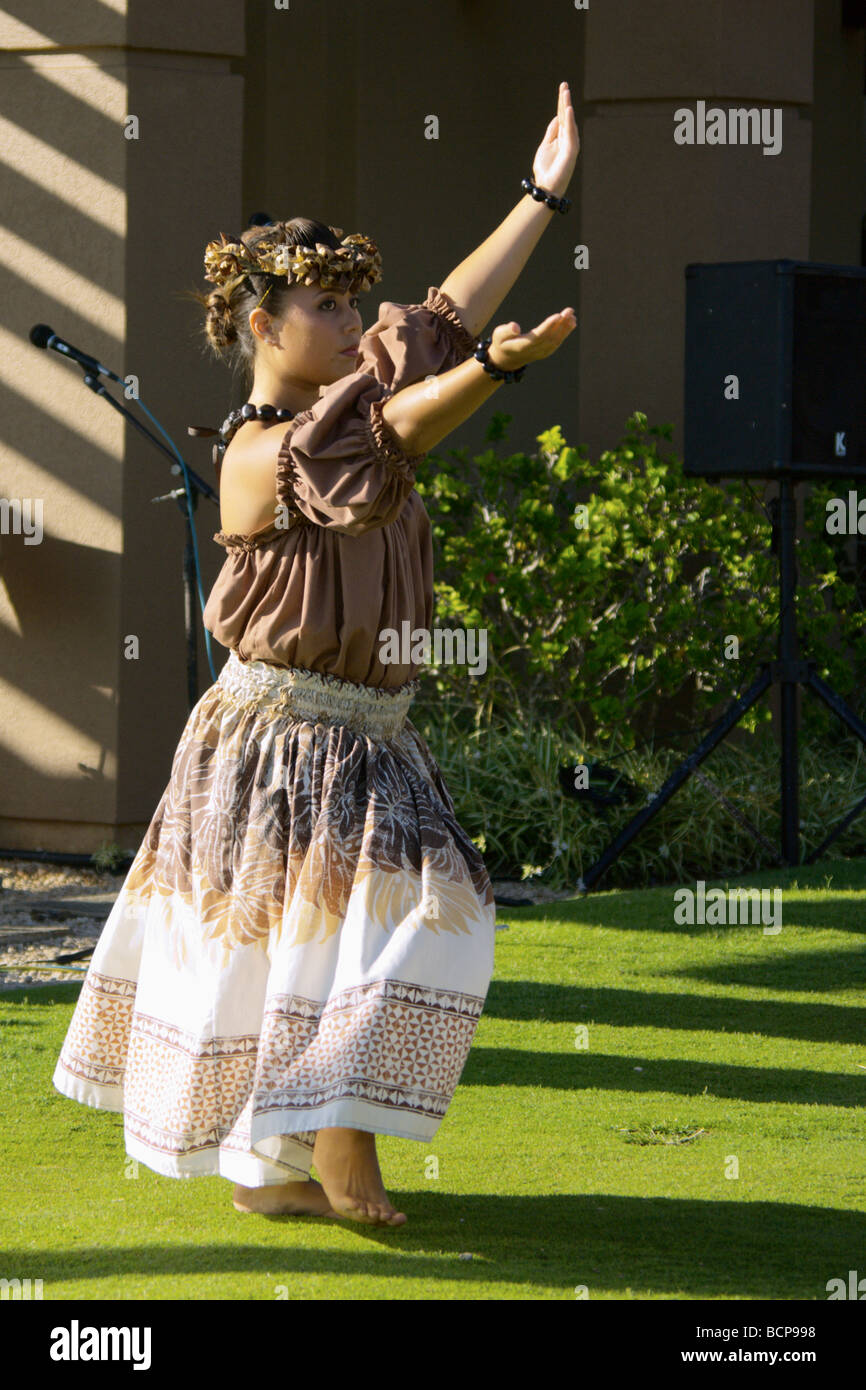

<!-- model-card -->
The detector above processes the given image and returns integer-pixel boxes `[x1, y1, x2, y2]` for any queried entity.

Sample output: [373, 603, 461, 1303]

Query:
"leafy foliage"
[414, 409, 865, 747]
[411, 412, 866, 887]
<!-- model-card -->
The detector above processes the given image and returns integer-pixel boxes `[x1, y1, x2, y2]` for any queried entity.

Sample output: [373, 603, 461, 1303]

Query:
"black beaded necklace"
[218, 401, 294, 445]
[188, 401, 295, 476]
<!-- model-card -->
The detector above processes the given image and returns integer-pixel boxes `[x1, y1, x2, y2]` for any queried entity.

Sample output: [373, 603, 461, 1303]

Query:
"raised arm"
[380, 308, 577, 458]
[438, 81, 580, 337]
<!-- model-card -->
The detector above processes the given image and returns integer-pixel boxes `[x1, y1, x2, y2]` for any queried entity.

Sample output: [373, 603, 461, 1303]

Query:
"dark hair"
[186, 217, 344, 389]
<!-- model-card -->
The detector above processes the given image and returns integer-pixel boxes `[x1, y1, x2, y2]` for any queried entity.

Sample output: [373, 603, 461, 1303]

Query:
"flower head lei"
[203, 225, 383, 299]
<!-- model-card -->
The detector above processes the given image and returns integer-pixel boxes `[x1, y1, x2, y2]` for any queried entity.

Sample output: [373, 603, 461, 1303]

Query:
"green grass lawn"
[1, 855, 865, 1300]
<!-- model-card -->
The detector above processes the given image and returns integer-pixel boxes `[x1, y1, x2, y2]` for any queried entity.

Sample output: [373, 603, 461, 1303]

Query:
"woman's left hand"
[531, 81, 580, 200]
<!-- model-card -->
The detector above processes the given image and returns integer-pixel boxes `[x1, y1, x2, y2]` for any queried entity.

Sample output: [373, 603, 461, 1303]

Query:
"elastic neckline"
[213, 515, 308, 551]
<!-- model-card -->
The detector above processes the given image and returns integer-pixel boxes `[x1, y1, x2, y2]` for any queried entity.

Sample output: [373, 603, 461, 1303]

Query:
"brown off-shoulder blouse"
[201, 286, 477, 689]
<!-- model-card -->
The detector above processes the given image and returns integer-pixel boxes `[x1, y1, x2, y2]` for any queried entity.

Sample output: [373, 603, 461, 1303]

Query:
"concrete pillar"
[0, 2, 244, 852]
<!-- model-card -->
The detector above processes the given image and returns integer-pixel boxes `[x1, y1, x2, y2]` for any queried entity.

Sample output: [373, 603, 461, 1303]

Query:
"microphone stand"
[78, 370, 218, 712]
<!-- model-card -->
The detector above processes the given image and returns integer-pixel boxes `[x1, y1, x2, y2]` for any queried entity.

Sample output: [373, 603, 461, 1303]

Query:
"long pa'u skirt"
[52, 650, 497, 1186]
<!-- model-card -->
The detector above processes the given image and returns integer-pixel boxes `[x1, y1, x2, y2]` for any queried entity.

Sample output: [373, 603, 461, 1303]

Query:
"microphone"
[29, 324, 120, 381]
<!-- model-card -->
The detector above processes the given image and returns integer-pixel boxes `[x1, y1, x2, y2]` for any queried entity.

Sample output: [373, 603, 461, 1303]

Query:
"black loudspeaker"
[683, 259, 866, 479]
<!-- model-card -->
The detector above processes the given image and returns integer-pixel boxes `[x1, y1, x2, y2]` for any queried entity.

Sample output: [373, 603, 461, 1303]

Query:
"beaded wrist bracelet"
[473, 337, 526, 384]
[521, 175, 571, 213]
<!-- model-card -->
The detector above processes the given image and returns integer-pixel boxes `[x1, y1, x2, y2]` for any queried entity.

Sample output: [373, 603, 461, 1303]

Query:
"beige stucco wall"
[0, 4, 243, 851]
[0, 0, 863, 852]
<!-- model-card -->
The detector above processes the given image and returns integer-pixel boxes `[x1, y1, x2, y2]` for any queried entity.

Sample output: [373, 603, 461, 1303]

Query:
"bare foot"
[232, 1177, 338, 1217]
[312, 1127, 407, 1226]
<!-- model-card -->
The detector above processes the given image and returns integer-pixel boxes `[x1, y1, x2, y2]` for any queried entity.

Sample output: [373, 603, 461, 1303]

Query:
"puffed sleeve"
[276, 372, 426, 536]
[354, 285, 477, 392]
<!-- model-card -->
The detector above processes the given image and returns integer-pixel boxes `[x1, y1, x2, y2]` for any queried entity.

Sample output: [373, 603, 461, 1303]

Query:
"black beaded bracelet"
[474, 337, 526, 384]
[521, 175, 571, 214]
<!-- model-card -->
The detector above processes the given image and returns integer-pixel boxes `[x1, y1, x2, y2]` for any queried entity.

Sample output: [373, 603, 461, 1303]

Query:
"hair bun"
[205, 288, 237, 349]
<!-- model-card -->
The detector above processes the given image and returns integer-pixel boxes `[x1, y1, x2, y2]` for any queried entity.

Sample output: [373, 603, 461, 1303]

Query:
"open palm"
[532, 81, 580, 198]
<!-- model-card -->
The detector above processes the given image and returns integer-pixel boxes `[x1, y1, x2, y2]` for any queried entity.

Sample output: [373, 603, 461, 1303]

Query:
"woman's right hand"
[487, 309, 577, 372]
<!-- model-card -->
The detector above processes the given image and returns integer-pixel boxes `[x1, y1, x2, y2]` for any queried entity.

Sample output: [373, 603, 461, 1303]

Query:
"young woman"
[53, 83, 580, 1228]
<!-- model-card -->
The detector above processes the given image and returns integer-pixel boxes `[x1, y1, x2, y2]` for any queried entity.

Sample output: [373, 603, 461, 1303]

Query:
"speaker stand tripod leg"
[800, 669, 866, 858]
[578, 665, 772, 893]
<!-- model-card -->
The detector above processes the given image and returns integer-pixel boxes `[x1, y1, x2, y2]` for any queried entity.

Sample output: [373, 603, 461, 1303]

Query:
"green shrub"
[414, 409, 865, 748]
[412, 411, 866, 887]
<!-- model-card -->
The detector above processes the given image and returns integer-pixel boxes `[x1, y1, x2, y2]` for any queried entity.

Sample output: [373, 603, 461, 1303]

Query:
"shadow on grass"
[0, 1194, 861, 1299]
[674, 948, 866, 993]
[520, 851, 866, 933]
[481, 979, 866, 1047]
[462, 1042, 866, 1106]
[0, 983, 88, 1008]
[519, 893, 866, 934]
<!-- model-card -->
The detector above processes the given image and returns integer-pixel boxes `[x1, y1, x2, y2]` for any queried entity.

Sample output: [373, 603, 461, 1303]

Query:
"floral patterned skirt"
[52, 650, 496, 1187]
